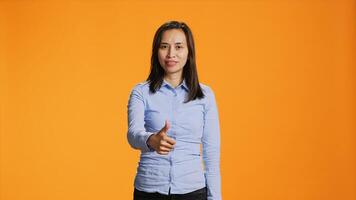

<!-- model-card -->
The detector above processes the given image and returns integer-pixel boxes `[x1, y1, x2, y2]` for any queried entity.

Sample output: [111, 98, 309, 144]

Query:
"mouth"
[165, 61, 178, 67]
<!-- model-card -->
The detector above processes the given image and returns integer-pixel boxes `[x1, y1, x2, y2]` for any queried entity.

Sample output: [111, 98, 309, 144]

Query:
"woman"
[127, 20, 221, 200]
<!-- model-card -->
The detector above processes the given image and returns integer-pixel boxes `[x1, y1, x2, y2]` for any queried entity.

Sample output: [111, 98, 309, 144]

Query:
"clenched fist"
[147, 120, 176, 155]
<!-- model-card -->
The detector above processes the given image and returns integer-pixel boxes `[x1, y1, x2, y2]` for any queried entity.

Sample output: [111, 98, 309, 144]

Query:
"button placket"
[170, 88, 179, 193]
[171, 88, 180, 139]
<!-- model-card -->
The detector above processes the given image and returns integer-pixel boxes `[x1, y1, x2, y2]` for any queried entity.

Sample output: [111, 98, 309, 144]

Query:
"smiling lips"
[165, 60, 178, 67]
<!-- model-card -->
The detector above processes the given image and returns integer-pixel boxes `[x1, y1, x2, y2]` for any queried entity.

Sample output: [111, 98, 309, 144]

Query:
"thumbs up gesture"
[147, 120, 176, 155]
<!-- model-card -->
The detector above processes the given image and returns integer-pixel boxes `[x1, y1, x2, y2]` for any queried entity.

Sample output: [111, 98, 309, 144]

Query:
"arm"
[202, 86, 222, 200]
[127, 84, 155, 153]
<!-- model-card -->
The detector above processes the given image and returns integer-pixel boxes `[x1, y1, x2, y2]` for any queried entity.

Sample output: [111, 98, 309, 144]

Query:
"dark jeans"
[134, 187, 207, 200]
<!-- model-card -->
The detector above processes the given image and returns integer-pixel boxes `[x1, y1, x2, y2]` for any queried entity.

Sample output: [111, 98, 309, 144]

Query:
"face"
[158, 29, 189, 77]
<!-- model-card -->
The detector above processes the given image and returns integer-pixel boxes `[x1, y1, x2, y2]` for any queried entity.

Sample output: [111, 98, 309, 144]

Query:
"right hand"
[147, 120, 176, 155]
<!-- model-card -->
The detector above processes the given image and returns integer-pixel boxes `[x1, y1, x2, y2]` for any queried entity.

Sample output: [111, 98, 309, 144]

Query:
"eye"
[176, 45, 183, 49]
[160, 45, 167, 49]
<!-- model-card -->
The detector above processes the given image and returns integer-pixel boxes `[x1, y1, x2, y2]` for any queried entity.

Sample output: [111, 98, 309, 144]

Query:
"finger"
[161, 120, 170, 133]
[158, 146, 172, 152]
[157, 150, 169, 155]
[165, 136, 176, 145]
[165, 120, 170, 131]
[160, 140, 174, 149]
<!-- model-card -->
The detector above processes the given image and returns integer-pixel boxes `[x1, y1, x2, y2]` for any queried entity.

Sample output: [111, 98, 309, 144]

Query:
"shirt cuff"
[142, 132, 156, 152]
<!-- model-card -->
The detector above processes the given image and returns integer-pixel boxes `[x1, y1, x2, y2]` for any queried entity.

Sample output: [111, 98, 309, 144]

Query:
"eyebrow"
[160, 42, 184, 45]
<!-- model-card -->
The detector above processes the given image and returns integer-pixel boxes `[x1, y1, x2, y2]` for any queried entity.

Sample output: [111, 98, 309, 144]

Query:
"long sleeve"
[202, 86, 222, 200]
[127, 84, 155, 153]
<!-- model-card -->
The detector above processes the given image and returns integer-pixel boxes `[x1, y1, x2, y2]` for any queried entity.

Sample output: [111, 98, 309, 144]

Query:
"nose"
[167, 47, 176, 58]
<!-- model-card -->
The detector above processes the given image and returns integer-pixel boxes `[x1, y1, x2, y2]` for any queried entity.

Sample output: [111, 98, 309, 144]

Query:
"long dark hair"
[146, 20, 205, 103]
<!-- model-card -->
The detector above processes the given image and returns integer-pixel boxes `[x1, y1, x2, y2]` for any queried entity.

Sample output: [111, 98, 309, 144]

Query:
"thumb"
[160, 120, 170, 134]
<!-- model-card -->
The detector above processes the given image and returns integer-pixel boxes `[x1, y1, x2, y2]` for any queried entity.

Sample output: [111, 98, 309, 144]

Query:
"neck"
[164, 74, 183, 88]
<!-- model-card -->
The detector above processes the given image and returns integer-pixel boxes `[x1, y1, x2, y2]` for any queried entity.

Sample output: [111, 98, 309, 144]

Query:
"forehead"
[160, 29, 187, 44]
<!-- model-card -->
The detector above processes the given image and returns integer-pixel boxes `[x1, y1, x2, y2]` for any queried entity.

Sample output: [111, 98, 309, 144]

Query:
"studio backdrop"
[1, 0, 355, 199]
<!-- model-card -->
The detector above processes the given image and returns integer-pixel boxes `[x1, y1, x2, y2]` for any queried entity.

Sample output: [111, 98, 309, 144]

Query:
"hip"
[134, 187, 207, 200]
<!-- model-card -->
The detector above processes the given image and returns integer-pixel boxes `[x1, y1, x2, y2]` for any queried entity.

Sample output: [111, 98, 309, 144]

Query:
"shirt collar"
[162, 78, 189, 92]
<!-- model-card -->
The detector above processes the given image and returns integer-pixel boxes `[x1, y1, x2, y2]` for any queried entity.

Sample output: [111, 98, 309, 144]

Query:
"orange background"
[1, 0, 355, 199]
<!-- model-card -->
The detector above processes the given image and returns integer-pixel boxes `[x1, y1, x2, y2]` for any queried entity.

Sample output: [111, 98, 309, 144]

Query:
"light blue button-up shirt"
[127, 78, 221, 200]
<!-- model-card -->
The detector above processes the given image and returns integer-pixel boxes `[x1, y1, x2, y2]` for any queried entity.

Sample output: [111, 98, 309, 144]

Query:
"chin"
[164, 66, 181, 73]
